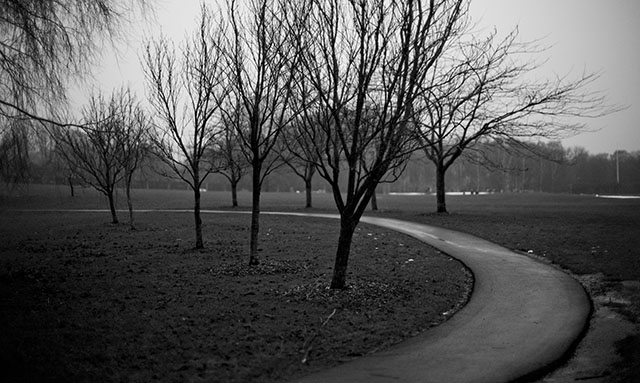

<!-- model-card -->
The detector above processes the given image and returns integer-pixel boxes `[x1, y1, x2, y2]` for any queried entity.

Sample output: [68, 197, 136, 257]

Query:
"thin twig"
[301, 308, 337, 364]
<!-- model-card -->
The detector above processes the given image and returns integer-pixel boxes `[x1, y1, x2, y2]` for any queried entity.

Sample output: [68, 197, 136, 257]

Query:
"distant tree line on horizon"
[5, 137, 639, 197]
[396, 141, 640, 196]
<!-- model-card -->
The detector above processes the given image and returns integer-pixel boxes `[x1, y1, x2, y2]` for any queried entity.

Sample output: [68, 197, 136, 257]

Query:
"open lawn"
[2, 185, 639, 381]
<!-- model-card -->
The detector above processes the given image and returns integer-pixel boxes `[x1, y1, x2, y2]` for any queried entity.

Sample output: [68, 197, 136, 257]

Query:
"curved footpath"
[262, 213, 591, 383]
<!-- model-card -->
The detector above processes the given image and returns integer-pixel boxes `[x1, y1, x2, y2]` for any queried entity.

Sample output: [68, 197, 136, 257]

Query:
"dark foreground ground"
[0, 188, 471, 383]
[2, 185, 639, 382]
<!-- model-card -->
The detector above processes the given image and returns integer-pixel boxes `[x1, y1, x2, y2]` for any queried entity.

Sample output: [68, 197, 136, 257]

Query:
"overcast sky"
[82, 0, 640, 154]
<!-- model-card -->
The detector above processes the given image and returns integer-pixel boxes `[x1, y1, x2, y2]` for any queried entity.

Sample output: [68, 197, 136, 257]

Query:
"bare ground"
[0, 210, 471, 383]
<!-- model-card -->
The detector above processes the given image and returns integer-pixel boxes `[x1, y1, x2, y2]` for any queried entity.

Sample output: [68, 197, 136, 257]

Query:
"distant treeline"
[9, 139, 640, 196]
[394, 141, 640, 195]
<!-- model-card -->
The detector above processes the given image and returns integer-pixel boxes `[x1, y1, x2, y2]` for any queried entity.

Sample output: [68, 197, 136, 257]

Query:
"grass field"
[2, 184, 639, 381]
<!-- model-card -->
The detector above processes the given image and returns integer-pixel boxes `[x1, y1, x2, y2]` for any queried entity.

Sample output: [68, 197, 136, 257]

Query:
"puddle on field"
[594, 294, 632, 306]
[535, 274, 638, 383]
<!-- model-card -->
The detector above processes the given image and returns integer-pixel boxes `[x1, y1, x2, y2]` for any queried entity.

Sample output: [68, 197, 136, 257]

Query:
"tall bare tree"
[144, 4, 227, 248]
[222, 0, 302, 265]
[289, 0, 468, 289]
[414, 29, 612, 213]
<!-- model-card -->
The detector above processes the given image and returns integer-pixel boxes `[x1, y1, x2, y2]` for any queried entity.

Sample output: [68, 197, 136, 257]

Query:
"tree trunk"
[330, 218, 356, 289]
[67, 176, 74, 197]
[107, 190, 118, 224]
[305, 178, 312, 208]
[370, 189, 378, 211]
[436, 161, 447, 214]
[231, 180, 238, 207]
[249, 167, 261, 266]
[194, 187, 203, 249]
[126, 180, 135, 230]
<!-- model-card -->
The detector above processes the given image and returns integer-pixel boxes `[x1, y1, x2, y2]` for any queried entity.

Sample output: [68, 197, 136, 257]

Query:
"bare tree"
[54, 88, 145, 223]
[288, 158, 317, 209]
[117, 94, 150, 230]
[280, 122, 318, 208]
[57, 150, 82, 196]
[222, 0, 302, 265]
[210, 101, 249, 207]
[144, 4, 227, 248]
[289, 0, 468, 289]
[415, 29, 612, 213]
[283, 69, 330, 209]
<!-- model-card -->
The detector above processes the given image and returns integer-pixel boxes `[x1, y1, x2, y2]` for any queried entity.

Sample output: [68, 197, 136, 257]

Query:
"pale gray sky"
[471, 0, 640, 154]
[80, 0, 640, 154]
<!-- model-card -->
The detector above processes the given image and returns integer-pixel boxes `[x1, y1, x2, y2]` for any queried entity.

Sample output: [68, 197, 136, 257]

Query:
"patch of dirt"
[0, 211, 472, 383]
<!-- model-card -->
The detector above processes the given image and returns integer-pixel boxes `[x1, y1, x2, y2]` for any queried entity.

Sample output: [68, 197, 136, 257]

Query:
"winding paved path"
[265, 213, 591, 383]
